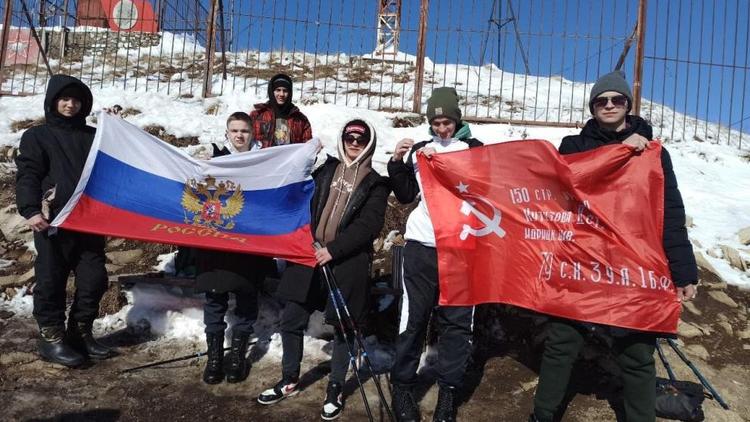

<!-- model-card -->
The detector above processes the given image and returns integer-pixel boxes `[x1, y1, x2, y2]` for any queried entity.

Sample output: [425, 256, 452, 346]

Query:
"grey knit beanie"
[588, 70, 633, 113]
[426, 87, 462, 123]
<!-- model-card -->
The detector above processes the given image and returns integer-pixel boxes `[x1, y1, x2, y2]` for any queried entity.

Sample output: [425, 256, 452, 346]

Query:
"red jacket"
[249, 103, 313, 148]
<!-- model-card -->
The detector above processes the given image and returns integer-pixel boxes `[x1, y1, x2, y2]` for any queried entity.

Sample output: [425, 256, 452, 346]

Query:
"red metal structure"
[76, 0, 158, 32]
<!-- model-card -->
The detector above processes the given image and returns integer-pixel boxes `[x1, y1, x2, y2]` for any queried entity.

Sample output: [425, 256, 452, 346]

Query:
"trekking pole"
[666, 338, 730, 410]
[119, 342, 256, 374]
[318, 262, 395, 422]
[318, 265, 375, 422]
[655, 340, 676, 381]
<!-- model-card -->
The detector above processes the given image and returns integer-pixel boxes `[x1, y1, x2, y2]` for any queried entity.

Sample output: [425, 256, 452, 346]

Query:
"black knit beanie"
[267, 73, 294, 117]
[588, 70, 633, 114]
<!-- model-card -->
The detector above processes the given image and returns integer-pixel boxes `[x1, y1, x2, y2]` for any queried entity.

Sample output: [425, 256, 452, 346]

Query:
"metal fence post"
[59, 0, 69, 66]
[633, 0, 647, 116]
[20, 0, 52, 77]
[411, 0, 428, 114]
[0, 0, 14, 95]
[202, 0, 219, 98]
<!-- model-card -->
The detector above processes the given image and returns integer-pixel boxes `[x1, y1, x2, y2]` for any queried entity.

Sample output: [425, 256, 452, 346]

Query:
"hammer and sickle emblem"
[459, 195, 506, 240]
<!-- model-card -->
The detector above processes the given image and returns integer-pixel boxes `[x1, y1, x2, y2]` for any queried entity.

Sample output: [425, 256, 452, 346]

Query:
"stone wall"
[43, 29, 161, 61]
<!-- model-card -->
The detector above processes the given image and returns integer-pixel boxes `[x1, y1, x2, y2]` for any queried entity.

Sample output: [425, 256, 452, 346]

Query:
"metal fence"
[1, 0, 749, 147]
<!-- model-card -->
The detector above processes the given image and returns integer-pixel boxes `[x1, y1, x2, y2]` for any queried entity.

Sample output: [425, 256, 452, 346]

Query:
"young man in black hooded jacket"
[249, 73, 313, 147]
[530, 71, 698, 422]
[16, 74, 116, 367]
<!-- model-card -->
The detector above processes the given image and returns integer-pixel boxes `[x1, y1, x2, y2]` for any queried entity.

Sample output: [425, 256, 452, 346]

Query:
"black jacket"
[276, 156, 390, 323]
[559, 115, 697, 287]
[388, 132, 483, 204]
[194, 143, 273, 294]
[16, 74, 95, 220]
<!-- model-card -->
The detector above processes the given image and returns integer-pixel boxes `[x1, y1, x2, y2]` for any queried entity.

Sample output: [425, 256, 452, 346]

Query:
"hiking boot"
[38, 326, 85, 368]
[257, 378, 300, 405]
[320, 381, 344, 420]
[66, 321, 117, 360]
[432, 385, 457, 422]
[392, 384, 419, 422]
[202, 332, 225, 384]
[226, 331, 250, 383]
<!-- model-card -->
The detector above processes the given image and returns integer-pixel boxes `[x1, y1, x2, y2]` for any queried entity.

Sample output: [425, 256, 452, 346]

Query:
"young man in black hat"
[16, 74, 116, 368]
[249, 73, 313, 147]
[530, 71, 698, 422]
[388, 87, 483, 422]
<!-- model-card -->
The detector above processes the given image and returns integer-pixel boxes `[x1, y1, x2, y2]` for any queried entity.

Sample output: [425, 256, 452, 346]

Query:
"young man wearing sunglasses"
[258, 119, 389, 420]
[530, 71, 698, 422]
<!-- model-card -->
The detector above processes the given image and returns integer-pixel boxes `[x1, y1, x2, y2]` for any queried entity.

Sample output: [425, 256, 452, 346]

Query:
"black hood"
[44, 74, 93, 129]
[267, 73, 294, 117]
[580, 115, 653, 146]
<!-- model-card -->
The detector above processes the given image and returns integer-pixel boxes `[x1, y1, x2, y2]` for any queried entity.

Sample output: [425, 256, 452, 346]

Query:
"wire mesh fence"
[1, 0, 748, 147]
[641, 0, 750, 148]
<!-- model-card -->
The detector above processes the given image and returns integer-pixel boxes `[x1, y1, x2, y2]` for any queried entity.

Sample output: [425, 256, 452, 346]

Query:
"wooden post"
[202, 0, 219, 98]
[412, 0, 428, 113]
[632, 0, 647, 116]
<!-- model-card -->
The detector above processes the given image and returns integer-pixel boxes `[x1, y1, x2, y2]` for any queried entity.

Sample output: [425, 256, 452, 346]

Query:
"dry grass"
[120, 108, 141, 117]
[142, 125, 199, 147]
[10, 117, 45, 132]
[205, 103, 221, 115]
[344, 88, 399, 98]
[391, 114, 424, 128]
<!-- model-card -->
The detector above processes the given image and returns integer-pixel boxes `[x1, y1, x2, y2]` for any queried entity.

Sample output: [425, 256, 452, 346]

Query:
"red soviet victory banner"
[418, 140, 681, 334]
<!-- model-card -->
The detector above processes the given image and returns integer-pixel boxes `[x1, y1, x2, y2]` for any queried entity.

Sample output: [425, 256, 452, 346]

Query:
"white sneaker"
[257, 379, 299, 405]
[320, 382, 343, 420]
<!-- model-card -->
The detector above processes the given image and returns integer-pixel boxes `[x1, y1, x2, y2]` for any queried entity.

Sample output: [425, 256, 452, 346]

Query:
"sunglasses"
[343, 134, 370, 145]
[592, 94, 628, 109]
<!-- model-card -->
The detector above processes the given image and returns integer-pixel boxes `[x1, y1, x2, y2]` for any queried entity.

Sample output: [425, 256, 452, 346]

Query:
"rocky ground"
[1, 159, 749, 421]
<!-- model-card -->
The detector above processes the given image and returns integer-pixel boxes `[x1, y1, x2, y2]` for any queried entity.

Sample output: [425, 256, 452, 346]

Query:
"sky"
[209, 0, 750, 133]
[5, 0, 750, 133]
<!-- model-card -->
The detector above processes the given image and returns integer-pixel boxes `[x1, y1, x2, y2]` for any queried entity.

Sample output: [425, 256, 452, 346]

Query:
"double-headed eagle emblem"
[181, 176, 244, 230]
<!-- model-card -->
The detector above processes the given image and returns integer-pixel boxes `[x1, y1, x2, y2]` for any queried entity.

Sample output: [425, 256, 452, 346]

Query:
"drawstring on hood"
[315, 119, 377, 245]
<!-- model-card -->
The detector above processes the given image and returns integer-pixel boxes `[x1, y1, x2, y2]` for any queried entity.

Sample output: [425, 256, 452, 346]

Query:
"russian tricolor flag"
[52, 113, 318, 266]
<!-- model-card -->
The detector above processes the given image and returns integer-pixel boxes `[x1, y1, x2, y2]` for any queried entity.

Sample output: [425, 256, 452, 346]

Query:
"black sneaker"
[320, 382, 343, 420]
[257, 379, 299, 405]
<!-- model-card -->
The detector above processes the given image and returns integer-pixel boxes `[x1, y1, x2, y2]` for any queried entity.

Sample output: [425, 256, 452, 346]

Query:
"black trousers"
[32, 229, 108, 329]
[390, 241, 474, 389]
[533, 320, 657, 422]
[203, 290, 257, 335]
[280, 299, 350, 384]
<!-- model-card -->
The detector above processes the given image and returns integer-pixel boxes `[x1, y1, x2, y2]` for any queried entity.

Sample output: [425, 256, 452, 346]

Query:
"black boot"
[392, 384, 419, 422]
[202, 332, 225, 384]
[66, 321, 117, 360]
[433, 385, 457, 422]
[225, 331, 250, 383]
[38, 326, 85, 368]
